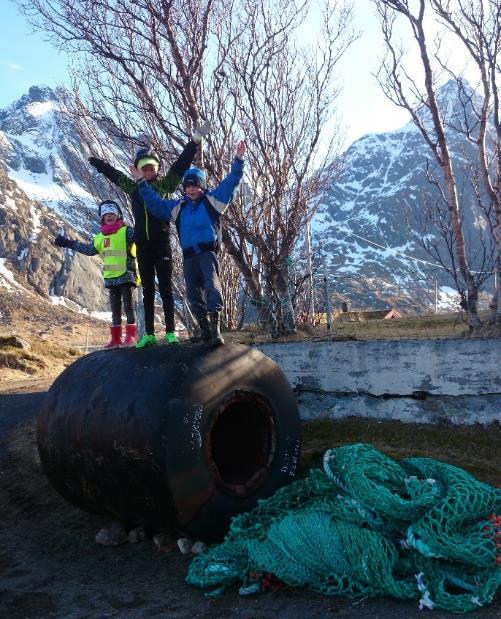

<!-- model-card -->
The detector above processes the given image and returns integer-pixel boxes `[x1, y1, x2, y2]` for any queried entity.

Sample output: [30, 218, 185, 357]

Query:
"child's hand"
[54, 235, 74, 249]
[235, 140, 246, 160]
[193, 120, 211, 143]
[129, 164, 144, 181]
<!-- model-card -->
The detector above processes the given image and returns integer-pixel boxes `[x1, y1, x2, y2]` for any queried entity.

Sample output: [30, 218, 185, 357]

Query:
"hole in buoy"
[209, 390, 276, 496]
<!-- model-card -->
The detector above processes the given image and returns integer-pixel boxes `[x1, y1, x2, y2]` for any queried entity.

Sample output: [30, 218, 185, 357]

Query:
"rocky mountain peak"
[312, 78, 494, 310]
[0, 85, 127, 314]
[26, 85, 58, 103]
[414, 78, 482, 133]
[0, 85, 58, 124]
[0, 84, 120, 236]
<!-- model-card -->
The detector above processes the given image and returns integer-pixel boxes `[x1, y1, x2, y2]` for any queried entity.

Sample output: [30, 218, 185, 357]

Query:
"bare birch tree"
[18, 0, 356, 335]
[428, 0, 501, 323]
[372, 0, 484, 326]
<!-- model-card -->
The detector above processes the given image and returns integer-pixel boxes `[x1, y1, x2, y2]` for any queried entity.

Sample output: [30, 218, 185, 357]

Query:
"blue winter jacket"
[138, 157, 244, 254]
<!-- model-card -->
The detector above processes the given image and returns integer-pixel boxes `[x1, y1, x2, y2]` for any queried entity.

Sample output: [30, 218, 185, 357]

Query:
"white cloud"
[1, 61, 22, 71]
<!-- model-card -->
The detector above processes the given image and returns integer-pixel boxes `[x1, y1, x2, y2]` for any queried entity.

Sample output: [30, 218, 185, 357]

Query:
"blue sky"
[1, 3, 427, 146]
[1, 3, 69, 106]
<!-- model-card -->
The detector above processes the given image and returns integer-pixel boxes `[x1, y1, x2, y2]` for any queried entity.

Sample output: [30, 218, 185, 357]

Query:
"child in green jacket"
[89, 122, 210, 347]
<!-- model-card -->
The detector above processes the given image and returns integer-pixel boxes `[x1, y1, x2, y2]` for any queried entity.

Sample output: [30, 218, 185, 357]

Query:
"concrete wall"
[254, 339, 501, 426]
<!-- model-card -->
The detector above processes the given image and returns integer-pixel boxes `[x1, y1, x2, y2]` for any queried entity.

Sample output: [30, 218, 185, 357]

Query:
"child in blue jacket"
[130, 141, 246, 346]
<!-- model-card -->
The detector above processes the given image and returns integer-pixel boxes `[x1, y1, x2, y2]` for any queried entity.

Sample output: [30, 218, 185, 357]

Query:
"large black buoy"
[37, 343, 300, 541]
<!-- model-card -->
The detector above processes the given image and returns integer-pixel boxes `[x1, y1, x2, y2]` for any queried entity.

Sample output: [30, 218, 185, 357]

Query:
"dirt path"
[0, 383, 499, 618]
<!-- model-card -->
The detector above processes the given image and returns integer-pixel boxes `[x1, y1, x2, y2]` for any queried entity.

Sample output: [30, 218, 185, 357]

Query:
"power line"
[334, 225, 447, 269]
[321, 220, 495, 278]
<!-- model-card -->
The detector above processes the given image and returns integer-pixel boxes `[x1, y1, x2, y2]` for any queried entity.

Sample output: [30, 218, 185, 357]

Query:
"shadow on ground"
[0, 388, 499, 618]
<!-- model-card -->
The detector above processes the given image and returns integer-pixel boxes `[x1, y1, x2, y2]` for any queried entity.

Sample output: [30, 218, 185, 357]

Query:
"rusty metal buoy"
[37, 343, 301, 541]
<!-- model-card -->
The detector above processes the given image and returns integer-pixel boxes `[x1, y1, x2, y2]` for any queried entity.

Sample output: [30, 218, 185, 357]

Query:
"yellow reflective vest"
[93, 226, 138, 281]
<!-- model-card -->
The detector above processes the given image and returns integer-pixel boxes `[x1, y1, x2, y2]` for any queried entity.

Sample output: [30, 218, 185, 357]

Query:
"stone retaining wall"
[255, 339, 500, 425]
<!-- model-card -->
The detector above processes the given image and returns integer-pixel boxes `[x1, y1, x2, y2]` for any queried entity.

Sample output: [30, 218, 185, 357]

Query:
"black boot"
[199, 316, 212, 343]
[208, 312, 224, 347]
[190, 315, 211, 343]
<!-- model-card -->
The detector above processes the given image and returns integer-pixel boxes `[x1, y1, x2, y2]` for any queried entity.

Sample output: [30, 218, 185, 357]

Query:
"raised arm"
[89, 157, 136, 195]
[207, 141, 246, 214]
[155, 121, 211, 195]
[54, 235, 98, 256]
[133, 177, 179, 222]
[154, 140, 198, 195]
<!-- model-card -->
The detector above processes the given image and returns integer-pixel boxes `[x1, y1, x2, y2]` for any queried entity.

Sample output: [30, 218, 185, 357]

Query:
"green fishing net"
[187, 444, 501, 613]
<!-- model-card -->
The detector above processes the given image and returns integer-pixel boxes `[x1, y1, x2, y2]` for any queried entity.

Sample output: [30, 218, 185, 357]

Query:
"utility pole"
[305, 221, 315, 322]
[435, 279, 438, 314]
[136, 286, 145, 338]
[323, 261, 332, 340]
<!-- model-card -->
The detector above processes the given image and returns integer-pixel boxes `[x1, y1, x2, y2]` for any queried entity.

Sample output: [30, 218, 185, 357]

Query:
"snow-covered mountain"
[0, 82, 494, 317]
[0, 85, 130, 312]
[312, 80, 494, 310]
[0, 86, 98, 231]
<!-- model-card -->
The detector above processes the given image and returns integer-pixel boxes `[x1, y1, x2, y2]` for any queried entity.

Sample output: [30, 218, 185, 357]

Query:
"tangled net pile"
[187, 444, 501, 613]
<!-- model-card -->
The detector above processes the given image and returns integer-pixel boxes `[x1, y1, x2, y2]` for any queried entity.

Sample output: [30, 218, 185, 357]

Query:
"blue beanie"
[182, 167, 207, 189]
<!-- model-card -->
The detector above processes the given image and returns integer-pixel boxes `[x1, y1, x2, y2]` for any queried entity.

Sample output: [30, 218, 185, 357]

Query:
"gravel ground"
[0, 382, 499, 618]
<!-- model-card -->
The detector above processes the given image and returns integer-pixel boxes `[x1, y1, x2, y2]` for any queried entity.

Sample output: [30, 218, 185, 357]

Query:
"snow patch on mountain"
[311, 79, 494, 310]
[0, 85, 103, 236]
[0, 258, 31, 293]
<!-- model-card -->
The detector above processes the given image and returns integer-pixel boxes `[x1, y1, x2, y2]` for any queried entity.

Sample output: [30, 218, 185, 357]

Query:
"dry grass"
[0, 334, 81, 384]
[301, 417, 501, 486]
[1, 300, 500, 385]
[225, 310, 501, 344]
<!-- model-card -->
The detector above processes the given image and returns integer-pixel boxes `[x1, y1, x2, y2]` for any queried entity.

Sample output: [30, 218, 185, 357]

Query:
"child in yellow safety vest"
[54, 201, 140, 348]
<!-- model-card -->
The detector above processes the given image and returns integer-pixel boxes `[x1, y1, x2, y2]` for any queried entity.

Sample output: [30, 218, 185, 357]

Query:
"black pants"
[109, 284, 135, 326]
[137, 250, 175, 334]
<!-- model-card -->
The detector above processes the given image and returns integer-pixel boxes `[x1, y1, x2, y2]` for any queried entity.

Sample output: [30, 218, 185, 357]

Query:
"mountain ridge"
[311, 79, 494, 311]
[0, 81, 495, 319]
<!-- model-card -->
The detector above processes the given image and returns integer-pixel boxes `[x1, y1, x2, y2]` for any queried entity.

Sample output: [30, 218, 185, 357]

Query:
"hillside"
[312, 80, 496, 310]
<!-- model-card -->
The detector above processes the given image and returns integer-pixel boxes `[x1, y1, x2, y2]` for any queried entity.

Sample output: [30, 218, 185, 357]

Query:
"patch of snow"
[0, 258, 29, 292]
[26, 101, 56, 118]
[0, 132, 11, 149]
[336, 265, 359, 274]
[9, 168, 65, 200]
[9, 131, 43, 150]
[8, 167, 95, 214]
[311, 211, 334, 234]
[49, 295, 67, 306]
[0, 259, 14, 290]
[50, 296, 110, 322]
[29, 204, 42, 241]
[437, 286, 460, 309]
[17, 247, 28, 261]
[3, 195, 17, 210]
[340, 201, 356, 212]
[358, 210, 379, 226]
[90, 311, 112, 322]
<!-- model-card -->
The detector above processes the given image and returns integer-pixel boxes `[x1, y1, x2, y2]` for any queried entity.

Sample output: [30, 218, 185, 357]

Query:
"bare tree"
[409, 171, 495, 311]
[373, 0, 484, 327]
[428, 0, 501, 323]
[18, 0, 356, 335]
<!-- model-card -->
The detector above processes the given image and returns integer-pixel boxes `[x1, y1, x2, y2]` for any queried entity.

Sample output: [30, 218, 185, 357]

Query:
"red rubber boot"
[122, 324, 138, 347]
[104, 325, 122, 349]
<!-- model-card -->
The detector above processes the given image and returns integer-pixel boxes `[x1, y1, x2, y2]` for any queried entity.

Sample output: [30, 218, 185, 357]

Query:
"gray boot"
[208, 312, 224, 347]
